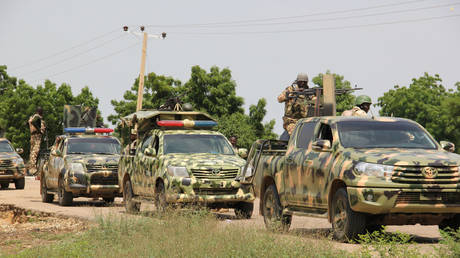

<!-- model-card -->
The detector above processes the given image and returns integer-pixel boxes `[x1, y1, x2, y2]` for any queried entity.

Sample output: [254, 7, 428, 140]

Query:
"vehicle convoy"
[0, 138, 25, 189]
[241, 116, 460, 241]
[40, 105, 122, 206]
[118, 109, 254, 218]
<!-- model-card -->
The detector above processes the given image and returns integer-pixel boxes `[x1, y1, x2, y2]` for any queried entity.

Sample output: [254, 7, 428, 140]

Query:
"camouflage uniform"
[277, 85, 314, 135]
[28, 114, 46, 175]
[342, 106, 368, 117]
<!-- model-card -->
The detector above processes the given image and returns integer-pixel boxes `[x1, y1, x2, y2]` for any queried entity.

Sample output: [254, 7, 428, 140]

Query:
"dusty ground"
[0, 177, 442, 254]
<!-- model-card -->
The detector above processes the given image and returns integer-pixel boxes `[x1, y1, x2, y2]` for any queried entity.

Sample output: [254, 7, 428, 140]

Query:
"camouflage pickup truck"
[0, 138, 25, 189]
[241, 116, 460, 241]
[119, 110, 254, 218]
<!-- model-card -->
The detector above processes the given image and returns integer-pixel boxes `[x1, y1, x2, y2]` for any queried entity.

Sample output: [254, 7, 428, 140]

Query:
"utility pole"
[123, 26, 166, 112]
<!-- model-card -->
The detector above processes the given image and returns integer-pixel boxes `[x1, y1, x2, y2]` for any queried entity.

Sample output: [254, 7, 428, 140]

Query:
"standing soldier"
[28, 107, 46, 175]
[342, 95, 372, 117]
[277, 73, 314, 135]
[229, 136, 238, 152]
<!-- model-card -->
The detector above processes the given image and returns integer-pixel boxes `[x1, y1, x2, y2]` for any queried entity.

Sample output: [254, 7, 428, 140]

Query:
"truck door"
[302, 122, 335, 209]
[49, 140, 65, 189]
[285, 121, 318, 205]
[140, 135, 159, 197]
[133, 134, 153, 194]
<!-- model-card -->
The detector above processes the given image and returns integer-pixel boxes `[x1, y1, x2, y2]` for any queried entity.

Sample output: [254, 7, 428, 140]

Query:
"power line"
[145, 0, 438, 28]
[31, 41, 139, 83]
[159, 2, 460, 29]
[9, 28, 120, 71]
[172, 14, 460, 36]
[23, 33, 127, 76]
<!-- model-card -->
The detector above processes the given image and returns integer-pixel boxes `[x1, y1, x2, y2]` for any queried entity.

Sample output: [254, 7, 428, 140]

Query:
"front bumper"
[65, 171, 121, 197]
[348, 186, 460, 214]
[0, 167, 25, 181]
[166, 177, 255, 204]
[67, 183, 121, 197]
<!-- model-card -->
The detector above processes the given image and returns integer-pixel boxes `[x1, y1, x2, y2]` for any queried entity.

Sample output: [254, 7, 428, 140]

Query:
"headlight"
[354, 162, 394, 178]
[167, 166, 189, 177]
[12, 158, 24, 165]
[70, 163, 85, 173]
[241, 164, 253, 178]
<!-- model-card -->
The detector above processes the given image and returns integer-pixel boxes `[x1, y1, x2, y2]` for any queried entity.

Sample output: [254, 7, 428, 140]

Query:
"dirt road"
[0, 177, 441, 243]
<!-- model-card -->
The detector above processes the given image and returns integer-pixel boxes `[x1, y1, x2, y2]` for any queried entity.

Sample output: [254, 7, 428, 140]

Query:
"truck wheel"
[439, 215, 460, 232]
[123, 180, 140, 213]
[0, 182, 9, 189]
[41, 175, 54, 203]
[103, 197, 115, 204]
[14, 178, 25, 189]
[58, 179, 73, 206]
[154, 181, 167, 212]
[234, 202, 254, 219]
[263, 184, 291, 232]
[331, 188, 366, 242]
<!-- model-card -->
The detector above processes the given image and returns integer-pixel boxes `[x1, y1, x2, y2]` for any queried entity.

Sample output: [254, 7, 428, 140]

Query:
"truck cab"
[118, 110, 254, 218]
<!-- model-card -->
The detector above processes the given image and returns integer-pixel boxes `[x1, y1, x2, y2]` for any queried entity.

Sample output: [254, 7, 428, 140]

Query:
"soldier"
[28, 107, 46, 175]
[277, 73, 314, 135]
[342, 95, 372, 117]
[229, 136, 238, 152]
[124, 129, 138, 155]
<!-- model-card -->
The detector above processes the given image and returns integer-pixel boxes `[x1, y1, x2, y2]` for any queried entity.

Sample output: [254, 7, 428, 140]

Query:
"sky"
[1, 0, 459, 134]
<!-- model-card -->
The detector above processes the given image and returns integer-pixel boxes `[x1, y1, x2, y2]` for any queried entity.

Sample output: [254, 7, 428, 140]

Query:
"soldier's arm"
[277, 86, 291, 103]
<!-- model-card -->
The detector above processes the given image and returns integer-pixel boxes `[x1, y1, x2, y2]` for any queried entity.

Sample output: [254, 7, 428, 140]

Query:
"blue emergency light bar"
[64, 128, 113, 133]
[156, 120, 217, 128]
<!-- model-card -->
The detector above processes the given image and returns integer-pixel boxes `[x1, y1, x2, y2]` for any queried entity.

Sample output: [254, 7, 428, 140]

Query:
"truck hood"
[0, 152, 21, 160]
[65, 154, 120, 165]
[164, 153, 245, 169]
[346, 148, 460, 167]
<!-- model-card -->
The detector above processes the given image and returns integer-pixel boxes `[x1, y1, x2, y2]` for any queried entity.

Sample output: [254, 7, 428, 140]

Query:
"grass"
[14, 209, 347, 258]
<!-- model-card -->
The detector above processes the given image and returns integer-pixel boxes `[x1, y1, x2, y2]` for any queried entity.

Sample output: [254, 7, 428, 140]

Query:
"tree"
[312, 71, 356, 114]
[377, 73, 460, 152]
[0, 66, 102, 159]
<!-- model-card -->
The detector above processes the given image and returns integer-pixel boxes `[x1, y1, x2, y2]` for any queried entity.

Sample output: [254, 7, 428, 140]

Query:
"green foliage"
[312, 70, 356, 114]
[110, 66, 277, 148]
[437, 227, 460, 256]
[377, 73, 460, 152]
[0, 66, 102, 159]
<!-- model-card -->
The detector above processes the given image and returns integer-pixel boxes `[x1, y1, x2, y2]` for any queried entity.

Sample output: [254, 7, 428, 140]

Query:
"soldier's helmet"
[355, 95, 372, 106]
[296, 73, 309, 82]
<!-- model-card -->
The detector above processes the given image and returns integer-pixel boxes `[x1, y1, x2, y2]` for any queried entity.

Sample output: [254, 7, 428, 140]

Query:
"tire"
[58, 178, 73, 206]
[439, 215, 460, 233]
[123, 179, 140, 213]
[1, 182, 9, 189]
[234, 202, 254, 219]
[41, 175, 54, 203]
[262, 184, 291, 232]
[331, 188, 366, 242]
[14, 178, 25, 189]
[154, 181, 167, 212]
[103, 197, 115, 204]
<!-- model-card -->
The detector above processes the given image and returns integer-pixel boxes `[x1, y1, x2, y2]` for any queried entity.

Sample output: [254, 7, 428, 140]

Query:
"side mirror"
[51, 149, 62, 156]
[238, 148, 248, 158]
[312, 140, 332, 152]
[144, 148, 157, 157]
[16, 148, 24, 154]
[440, 141, 455, 153]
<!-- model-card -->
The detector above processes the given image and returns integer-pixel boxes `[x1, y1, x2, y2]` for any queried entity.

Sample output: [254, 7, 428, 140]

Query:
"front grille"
[90, 173, 118, 185]
[391, 166, 459, 185]
[193, 188, 239, 195]
[395, 192, 460, 205]
[86, 164, 118, 173]
[0, 160, 13, 169]
[191, 168, 239, 180]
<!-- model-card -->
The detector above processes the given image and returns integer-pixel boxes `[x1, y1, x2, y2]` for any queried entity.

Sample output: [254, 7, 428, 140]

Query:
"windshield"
[337, 120, 437, 149]
[67, 138, 121, 154]
[163, 134, 235, 155]
[0, 141, 14, 152]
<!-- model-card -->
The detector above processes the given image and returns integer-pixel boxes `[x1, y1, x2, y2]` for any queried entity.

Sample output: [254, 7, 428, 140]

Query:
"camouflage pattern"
[341, 106, 367, 117]
[63, 105, 97, 129]
[0, 139, 26, 186]
[28, 134, 42, 175]
[41, 135, 121, 199]
[277, 85, 315, 134]
[118, 110, 254, 208]
[246, 116, 460, 226]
